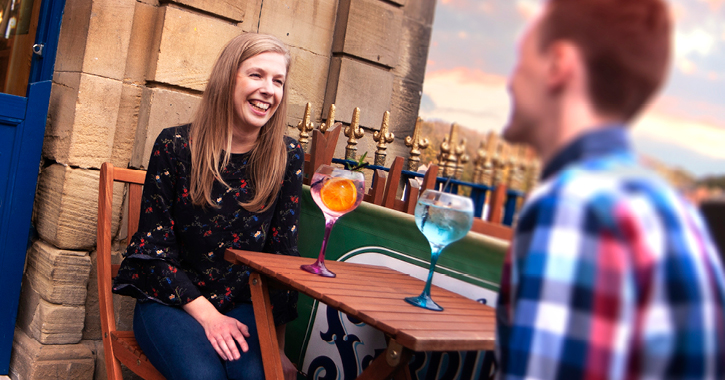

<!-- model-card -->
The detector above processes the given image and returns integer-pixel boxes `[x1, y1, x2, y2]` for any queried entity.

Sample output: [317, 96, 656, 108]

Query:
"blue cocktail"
[405, 190, 474, 311]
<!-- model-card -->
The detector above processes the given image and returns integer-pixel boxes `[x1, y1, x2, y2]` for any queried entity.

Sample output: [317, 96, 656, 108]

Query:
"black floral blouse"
[113, 125, 303, 326]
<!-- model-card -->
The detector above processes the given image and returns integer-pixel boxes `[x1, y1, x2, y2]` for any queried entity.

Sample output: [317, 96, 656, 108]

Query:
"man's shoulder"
[524, 158, 688, 234]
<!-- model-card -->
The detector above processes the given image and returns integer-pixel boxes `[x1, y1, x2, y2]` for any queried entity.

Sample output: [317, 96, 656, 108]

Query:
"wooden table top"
[225, 249, 496, 352]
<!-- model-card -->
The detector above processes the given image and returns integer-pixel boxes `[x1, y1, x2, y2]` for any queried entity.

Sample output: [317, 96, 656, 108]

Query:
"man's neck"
[536, 102, 623, 167]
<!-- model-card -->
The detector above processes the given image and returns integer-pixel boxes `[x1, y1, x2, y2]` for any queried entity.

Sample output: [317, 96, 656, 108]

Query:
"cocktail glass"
[301, 164, 365, 277]
[405, 189, 474, 311]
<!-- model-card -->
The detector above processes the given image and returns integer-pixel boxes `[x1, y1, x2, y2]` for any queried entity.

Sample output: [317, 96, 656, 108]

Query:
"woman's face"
[232, 52, 287, 135]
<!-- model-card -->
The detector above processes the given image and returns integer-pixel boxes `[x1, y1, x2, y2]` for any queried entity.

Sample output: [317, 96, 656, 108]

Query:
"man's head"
[503, 0, 671, 156]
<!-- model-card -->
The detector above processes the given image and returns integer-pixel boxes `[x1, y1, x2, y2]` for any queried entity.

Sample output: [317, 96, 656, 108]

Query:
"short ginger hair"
[539, 0, 671, 120]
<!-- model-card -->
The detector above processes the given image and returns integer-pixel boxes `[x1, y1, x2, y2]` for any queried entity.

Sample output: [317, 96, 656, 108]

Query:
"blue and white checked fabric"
[495, 128, 725, 379]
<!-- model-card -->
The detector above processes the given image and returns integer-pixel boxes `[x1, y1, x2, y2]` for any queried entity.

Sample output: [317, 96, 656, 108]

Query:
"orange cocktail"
[301, 165, 364, 277]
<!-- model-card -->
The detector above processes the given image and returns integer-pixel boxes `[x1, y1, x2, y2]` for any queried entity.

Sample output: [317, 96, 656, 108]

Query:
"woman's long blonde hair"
[189, 33, 291, 212]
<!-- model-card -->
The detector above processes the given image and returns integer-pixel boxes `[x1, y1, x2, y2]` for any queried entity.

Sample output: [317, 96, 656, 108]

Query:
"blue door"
[0, 0, 65, 373]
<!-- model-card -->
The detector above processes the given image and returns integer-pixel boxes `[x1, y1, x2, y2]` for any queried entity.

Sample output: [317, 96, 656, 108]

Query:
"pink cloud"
[699, 0, 725, 11]
[426, 67, 508, 87]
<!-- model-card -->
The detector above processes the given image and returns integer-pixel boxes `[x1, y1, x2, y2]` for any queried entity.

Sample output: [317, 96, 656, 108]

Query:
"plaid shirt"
[496, 127, 725, 379]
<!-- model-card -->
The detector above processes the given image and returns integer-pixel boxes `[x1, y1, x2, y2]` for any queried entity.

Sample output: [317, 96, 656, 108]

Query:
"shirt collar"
[540, 126, 631, 181]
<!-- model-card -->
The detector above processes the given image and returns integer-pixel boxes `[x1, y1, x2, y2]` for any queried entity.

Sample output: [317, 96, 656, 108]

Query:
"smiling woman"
[112, 33, 302, 380]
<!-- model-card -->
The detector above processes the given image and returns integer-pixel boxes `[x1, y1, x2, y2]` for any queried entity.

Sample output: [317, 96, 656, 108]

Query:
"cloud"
[419, 68, 510, 133]
[633, 111, 725, 162]
[697, 0, 725, 11]
[675, 28, 716, 57]
[515, 0, 542, 20]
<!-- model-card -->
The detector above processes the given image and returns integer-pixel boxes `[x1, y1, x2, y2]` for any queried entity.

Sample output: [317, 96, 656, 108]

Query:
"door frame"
[0, 0, 66, 373]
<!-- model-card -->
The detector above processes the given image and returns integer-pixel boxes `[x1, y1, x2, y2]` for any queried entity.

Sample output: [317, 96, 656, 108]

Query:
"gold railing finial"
[344, 107, 365, 160]
[442, 123, 461, 177]
[454, 137, 470, 180]
[523, 147, 541, 193]
[373, 111, 395, 166]
[296, 102, 315, 151]
[507, 145, 527, 191]
[480, 131, 498, 186]
[320, 104, 336, 133]
[405, 117, 429, 171]
[492, 139, 511, 187]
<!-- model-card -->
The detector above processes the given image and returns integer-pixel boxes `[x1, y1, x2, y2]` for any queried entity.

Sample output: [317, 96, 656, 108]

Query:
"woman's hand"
[183, 296, 250, 361]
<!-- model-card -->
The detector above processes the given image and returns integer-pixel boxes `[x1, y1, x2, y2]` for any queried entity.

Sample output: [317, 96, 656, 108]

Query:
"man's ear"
[545, 41, 579, 92]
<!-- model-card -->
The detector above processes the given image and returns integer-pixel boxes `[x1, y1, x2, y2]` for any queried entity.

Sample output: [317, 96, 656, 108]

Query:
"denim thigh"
[133, 301, 264, 380]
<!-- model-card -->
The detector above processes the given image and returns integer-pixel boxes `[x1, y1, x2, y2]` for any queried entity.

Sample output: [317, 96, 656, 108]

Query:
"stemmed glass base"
[300, 216, 337, 277]
[405, 293, 443, 311]
[406, 244, 444, 311]
[300, 261, 336, 278]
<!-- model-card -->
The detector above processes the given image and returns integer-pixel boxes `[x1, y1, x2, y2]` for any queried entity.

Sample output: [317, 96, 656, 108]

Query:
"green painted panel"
[285, 185, 507, 372]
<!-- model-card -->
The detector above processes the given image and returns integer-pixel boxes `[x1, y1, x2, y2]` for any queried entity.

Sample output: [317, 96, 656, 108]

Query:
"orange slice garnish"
[320, 177, 357, 212]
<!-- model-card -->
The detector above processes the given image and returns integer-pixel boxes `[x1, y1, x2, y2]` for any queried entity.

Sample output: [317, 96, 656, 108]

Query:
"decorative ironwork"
[320, 104, 336, 133]
[297, 102, 315, 150]
[405, 117, 430, 171]
[438, 123, 463, 178]
[475, 131, 498, 186]
[472, 139, 487, 185]
[454, 138, 470, 180]
[507, 145, 527, 192]
[492, 141, 510, 187]
[523, 147, 541, 193]
[373, 111, 395, 166]
[344, 107, 365, 160]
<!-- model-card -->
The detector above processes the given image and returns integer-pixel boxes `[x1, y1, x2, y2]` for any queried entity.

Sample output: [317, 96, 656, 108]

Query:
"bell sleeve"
[112, 128, 203, 306]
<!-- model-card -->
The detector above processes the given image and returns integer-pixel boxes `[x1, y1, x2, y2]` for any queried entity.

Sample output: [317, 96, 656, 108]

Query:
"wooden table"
[224, 249, 497, 380]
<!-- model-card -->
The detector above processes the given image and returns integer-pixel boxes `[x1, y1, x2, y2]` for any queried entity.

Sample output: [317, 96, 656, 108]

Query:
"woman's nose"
[259, 79, 273, 95]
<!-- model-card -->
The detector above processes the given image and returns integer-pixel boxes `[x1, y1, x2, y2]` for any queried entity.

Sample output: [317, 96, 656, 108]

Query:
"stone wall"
[9, 0, 435, 379]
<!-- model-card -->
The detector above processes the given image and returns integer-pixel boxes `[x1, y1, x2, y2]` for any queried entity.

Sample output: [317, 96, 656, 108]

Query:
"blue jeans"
[133, 301, 265, 380]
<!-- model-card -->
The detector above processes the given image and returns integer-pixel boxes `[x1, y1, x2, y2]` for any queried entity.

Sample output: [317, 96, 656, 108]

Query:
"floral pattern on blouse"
[113, 125, 303, 326]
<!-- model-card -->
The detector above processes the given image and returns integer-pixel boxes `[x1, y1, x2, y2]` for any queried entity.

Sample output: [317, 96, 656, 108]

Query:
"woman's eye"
[250, 73, 261, 78]
[274, 79, 285, 86]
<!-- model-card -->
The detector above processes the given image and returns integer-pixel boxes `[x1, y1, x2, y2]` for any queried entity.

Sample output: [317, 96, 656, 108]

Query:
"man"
[497, 0, 725, 379]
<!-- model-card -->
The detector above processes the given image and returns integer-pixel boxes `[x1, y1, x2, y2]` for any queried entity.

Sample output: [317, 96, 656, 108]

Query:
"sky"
[419, 0, 725, 178]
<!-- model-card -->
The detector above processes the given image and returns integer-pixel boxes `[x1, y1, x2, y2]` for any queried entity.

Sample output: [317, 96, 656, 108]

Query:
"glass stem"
[421, 244, 443, 298]
[315, 216, 337, 265]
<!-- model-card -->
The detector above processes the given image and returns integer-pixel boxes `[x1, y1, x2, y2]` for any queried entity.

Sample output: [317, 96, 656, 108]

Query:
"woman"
[113, 33, 302, 380]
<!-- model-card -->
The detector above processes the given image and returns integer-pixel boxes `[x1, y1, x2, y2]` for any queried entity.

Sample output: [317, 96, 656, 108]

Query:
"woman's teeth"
[250, 100, 269, 111]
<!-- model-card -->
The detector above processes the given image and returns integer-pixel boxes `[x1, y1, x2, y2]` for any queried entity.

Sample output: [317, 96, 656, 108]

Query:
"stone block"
[124, 2, 161, 84]
[111, 84, 144, 168]
[82, 247, 136, 341]
[286, 46, 331, 129]
[34, 164, 123, 251]
[55, 0, 92, 73]
[131, 86, 201, 169]
[323, 56, 394, 129]
[332, 0, 403, 68]
[82, 340, 106, 380]
[240, 0, 263, 32]
[82, 250, 101, 340]
[44, 72, 123, 169]
[16, 279, 86, 345]
[165, 0, 244, 22]
[9, 328, 94, 380]
[147, 5, 242, 92]
[82, 0, 136, 80]
[44, 72, 81, 164]
[258, 0, 337, 56]
[24, 240, 91, 306]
